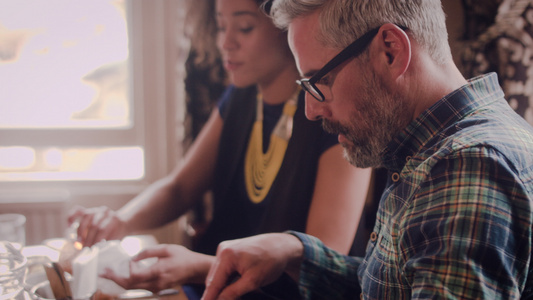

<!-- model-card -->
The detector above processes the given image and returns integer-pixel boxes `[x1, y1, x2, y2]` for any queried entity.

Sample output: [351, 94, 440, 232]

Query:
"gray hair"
[270, 0, 451, 64]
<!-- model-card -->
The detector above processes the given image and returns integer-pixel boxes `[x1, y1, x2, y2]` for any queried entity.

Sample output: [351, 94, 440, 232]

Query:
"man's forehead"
[287, 17, 314, 56]
[287, 13, 335, 77]
[288, 14, 318, 74]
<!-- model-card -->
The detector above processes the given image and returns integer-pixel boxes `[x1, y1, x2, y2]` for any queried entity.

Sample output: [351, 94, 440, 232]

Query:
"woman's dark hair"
[258, 0, 273, 14]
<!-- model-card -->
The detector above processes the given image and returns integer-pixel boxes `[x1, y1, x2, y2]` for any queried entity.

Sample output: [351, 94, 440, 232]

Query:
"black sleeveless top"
[194, 85, 337, 255]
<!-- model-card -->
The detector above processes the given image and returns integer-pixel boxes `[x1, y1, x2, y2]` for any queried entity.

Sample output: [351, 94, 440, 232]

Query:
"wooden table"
[158, 286, 189, 300]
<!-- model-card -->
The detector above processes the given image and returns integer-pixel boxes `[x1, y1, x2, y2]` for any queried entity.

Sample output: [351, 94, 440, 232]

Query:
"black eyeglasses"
[296, 26, 382, 102]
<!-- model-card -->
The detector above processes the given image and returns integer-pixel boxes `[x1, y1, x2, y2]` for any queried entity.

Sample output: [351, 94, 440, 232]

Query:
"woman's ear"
[372, 23, 411, 79]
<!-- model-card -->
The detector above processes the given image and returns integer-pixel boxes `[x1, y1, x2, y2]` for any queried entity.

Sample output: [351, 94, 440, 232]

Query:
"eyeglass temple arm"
[311, 24, 407, 82]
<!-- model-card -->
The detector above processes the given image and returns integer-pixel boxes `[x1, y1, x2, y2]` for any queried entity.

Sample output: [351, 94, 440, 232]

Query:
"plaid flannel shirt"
[289, 73, 533, 299]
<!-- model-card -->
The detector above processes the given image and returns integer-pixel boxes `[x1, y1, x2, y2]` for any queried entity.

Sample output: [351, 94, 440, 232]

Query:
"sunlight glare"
[44, 148, 63, 169]
[0, 147, 35, 169]
[0, 0, 129, 128]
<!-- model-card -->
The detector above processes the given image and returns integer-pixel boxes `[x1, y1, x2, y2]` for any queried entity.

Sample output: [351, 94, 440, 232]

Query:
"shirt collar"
[381, 72, 505, 171]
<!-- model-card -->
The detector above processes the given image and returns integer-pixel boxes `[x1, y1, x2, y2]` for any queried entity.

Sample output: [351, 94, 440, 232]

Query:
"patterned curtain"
[459, 0, 533, 125]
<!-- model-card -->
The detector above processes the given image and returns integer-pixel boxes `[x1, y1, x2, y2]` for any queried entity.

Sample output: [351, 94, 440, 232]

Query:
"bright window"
[0, 0, 181, 184]
[0, 0, 130, 129]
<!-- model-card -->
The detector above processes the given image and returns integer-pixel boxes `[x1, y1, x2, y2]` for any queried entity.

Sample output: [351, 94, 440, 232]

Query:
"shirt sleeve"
[287, 231, 363, 299]
[400, 147, 532, 299]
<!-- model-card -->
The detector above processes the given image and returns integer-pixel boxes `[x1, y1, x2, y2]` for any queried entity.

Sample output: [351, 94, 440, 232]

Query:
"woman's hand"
[68, 205, 129, 247]
[101, 244, 215, 293]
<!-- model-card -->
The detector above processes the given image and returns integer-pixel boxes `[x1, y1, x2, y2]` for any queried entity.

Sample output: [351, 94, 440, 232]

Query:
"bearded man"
[202, 1, 533, 299]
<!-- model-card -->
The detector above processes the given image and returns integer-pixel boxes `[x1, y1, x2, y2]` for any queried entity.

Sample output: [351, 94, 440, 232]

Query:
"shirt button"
[392, 172, 400, 182]
[370, 231, 378, 242]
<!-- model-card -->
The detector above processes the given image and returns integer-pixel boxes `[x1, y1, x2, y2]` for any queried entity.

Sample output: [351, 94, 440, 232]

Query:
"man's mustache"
[322, 119, 350, 136]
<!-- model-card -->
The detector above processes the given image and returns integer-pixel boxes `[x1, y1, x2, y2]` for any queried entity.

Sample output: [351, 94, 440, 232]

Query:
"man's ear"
[372, 23, 411, 79]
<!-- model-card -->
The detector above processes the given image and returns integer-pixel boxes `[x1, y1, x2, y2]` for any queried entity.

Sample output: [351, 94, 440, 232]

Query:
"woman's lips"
[225, 60, 243, 71]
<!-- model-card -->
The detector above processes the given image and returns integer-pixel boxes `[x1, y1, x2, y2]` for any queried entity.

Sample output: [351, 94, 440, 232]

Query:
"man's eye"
[317, 75, 332, 86]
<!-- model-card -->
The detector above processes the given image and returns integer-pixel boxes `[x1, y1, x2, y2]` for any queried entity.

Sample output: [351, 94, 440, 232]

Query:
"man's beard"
[322, 69, 409, 168]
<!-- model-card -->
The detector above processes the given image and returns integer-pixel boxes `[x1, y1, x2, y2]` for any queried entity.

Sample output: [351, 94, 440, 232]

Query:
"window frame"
[0, 0, 186, 200]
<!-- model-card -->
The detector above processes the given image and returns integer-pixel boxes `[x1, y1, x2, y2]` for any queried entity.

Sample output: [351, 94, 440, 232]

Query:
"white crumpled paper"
[72, 246, 99, 299]
[94, 240, 130, 295]
[94, 238, 158, 296]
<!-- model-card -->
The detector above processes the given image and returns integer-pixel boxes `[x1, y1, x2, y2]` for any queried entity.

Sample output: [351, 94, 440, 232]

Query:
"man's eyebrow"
[302, 70, 318, 78]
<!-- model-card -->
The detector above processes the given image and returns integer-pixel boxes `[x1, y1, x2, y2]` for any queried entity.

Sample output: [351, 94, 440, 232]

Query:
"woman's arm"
[305, 144, 372, 254]
[71, 109, 224, 246]
[119, 109, 224, 230]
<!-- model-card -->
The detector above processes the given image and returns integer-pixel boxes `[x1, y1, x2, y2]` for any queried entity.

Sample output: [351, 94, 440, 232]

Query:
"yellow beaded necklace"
[244, 88, 299, 203]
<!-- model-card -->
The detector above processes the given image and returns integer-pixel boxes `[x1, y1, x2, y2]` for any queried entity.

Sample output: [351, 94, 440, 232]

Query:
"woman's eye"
[240, 26, 253, 33]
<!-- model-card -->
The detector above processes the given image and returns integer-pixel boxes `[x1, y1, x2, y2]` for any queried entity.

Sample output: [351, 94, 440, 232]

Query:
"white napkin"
[96, 240, 130, 277]
[69, 237, 159, 297]
[72, 246, 99, 299]
[95, 240, 130, 295]
[94, 239, 158, 295]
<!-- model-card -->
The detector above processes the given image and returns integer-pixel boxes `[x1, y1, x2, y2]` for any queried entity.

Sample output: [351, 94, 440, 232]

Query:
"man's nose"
[304, 93, 329, 121]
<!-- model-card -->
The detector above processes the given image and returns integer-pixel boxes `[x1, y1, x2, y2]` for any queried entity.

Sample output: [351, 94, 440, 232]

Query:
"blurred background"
[0, 0, 531, 246]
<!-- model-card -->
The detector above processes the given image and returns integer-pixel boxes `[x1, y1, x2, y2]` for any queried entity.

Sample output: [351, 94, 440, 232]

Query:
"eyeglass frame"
[296, 25, 407, 102]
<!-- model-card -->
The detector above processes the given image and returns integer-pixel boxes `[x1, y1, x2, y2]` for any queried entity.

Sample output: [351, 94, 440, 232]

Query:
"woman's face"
[215, 0, 293, 88]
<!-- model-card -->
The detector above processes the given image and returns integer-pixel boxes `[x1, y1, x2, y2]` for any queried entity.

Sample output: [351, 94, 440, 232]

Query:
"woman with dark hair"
[69, 0, 371, 297]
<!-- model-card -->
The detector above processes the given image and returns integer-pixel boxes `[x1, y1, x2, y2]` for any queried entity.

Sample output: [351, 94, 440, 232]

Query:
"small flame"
[74, 241, 83, 251]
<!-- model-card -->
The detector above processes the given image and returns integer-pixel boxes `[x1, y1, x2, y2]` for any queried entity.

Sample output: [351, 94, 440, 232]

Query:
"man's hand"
[201, 233, 304, 300]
